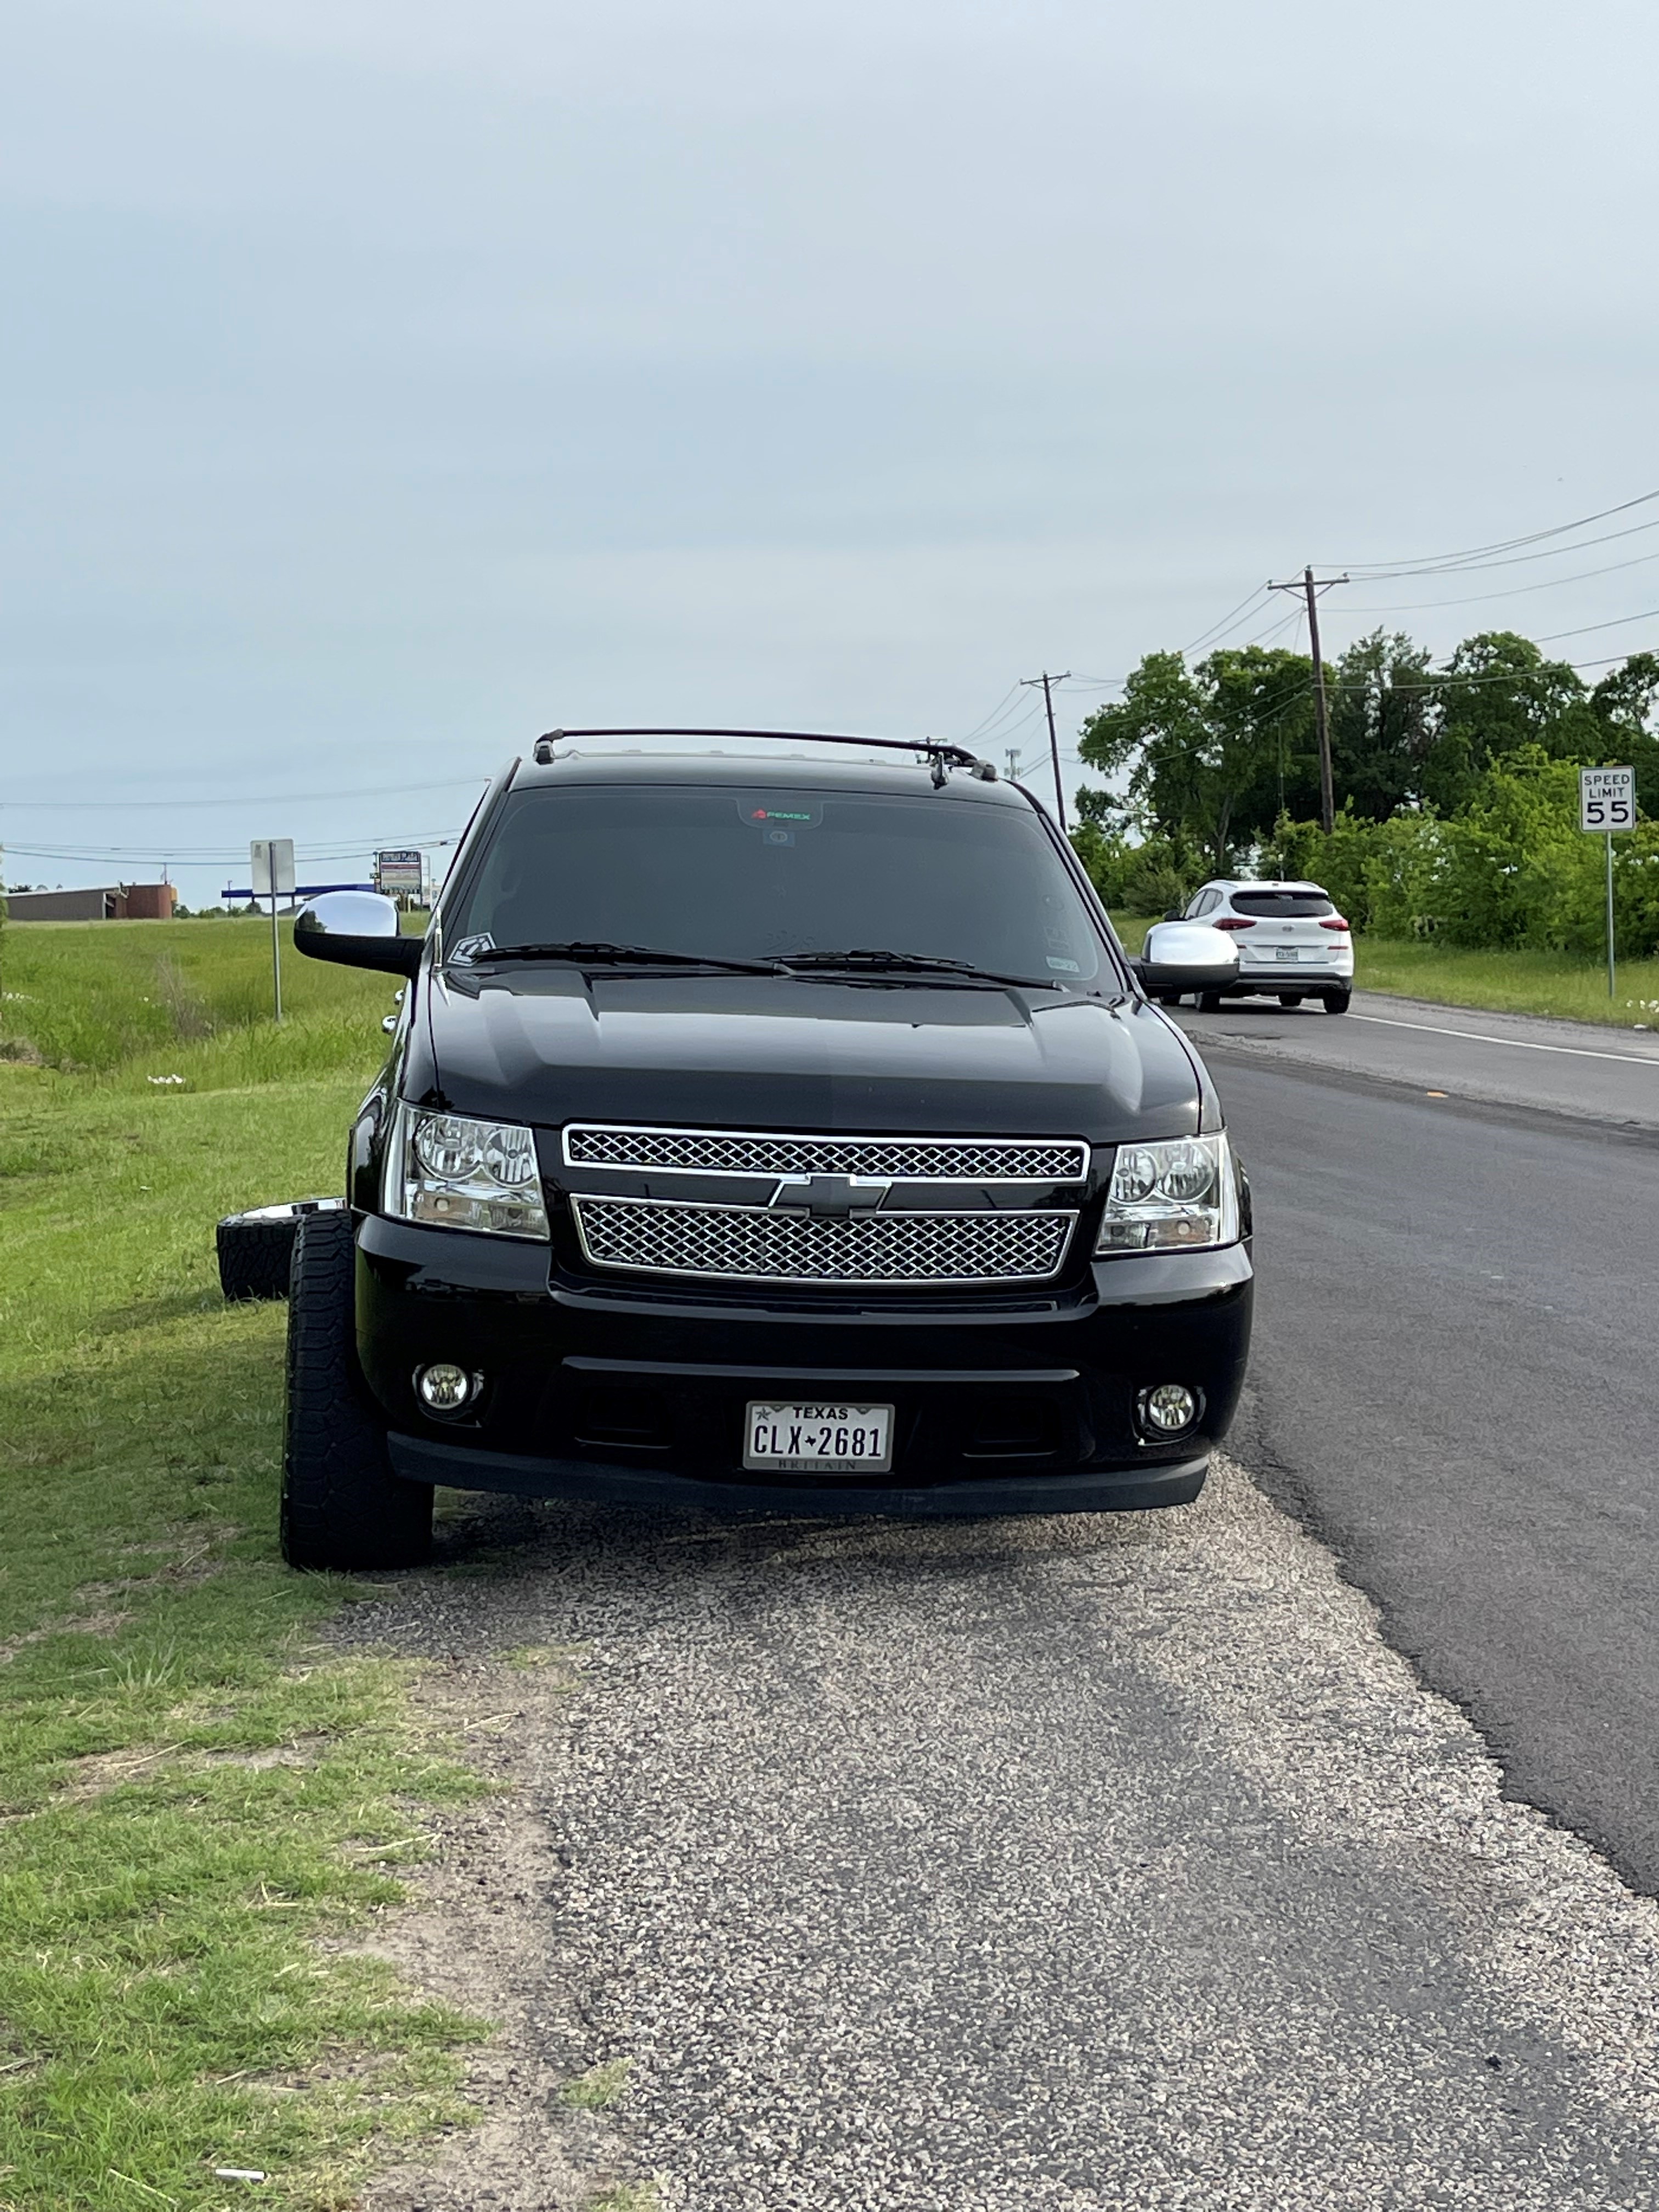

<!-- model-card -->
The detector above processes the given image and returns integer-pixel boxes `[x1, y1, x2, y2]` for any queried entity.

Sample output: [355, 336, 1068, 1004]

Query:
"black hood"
[415, 970, 1205, 1144]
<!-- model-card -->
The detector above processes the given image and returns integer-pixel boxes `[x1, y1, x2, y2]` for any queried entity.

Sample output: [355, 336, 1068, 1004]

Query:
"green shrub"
[1070, 827, 1199, 916]
[1264, 749, 1659, 957]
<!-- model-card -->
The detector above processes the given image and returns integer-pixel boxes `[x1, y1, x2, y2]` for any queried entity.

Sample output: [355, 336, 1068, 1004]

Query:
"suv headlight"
[1096, 1132, 1238, 1254]
[384, 1104, 549, 1239]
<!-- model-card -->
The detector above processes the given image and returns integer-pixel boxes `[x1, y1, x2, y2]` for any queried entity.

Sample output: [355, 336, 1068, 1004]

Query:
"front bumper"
[356, 1215, 1252, 1516]
[387, 1434, 1208, 1515]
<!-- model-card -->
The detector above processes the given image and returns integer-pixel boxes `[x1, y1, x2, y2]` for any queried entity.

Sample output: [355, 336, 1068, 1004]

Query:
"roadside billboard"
[375, 848, 425, 898]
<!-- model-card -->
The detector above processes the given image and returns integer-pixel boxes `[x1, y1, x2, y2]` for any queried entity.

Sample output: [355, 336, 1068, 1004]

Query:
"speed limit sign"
[1581, 766, 1635, 832]
[1581, 766, 1637, 1001]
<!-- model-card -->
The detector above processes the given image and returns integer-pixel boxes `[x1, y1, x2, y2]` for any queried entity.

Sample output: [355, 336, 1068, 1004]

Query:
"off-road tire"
[1197, 991, 1226, 1013]
[1321, 989, 1352, 1015]
[217, 1198, 346, 1302]
[281, 1209, 433, 1571]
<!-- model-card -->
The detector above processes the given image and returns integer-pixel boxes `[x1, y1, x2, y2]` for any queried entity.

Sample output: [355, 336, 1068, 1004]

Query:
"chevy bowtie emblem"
[769, 1173, 893, 1218]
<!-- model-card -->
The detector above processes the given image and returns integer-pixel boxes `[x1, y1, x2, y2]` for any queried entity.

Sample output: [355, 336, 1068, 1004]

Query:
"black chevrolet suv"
[276, 730, 1251, 1569]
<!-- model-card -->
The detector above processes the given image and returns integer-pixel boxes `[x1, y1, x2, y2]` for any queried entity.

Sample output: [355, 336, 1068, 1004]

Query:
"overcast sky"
[5, 0, 1658, 902]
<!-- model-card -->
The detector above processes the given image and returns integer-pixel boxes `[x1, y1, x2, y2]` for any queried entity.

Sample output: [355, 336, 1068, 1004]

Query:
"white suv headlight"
[1096, 1132, 1238, 1254]
[384, 1104, 549, 1239]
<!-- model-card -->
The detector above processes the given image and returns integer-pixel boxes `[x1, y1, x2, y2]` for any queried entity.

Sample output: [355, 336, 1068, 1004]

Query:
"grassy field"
[0, 911, 416, 1077]
[1109, 913, 1659, 1028]
[0, 920, 486, 2211]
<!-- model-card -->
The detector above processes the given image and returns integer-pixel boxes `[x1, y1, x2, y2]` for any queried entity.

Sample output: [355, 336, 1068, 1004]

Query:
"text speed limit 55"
[1581, 766, 1636, 832]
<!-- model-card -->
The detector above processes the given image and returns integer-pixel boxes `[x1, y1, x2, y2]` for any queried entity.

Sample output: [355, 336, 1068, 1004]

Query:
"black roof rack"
[531, 726, 998, 787]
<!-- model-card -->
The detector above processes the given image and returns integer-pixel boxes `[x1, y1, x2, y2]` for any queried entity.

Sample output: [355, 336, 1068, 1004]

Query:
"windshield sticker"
[1046, 955, 1081, 972]
[736, 797, 825, 831]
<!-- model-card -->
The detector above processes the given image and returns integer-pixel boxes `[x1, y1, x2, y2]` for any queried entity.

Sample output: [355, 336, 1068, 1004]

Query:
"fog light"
[416, 1362, 475, 1413]
[1138, 1383, 1199, 1437]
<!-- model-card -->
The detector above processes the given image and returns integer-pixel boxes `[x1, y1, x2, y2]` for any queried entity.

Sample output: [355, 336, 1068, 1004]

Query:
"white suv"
[1171, 879, 1353, 1014]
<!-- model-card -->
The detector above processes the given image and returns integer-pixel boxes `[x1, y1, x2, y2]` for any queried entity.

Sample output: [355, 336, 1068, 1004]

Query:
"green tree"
[1327, 630, 1436, 818]
[1423, 631, 1601, 813]
[1590, 651, 1659, 816]
[1261, 807, 1445, 936]
[1076, 646, 1317, 875]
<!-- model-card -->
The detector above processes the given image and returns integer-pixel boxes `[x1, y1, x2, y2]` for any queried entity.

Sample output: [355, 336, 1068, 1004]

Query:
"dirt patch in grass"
[56, 1742, 184, 1800]
[0, 1606, 135, 1662]
[353, 1652, 648, 2212]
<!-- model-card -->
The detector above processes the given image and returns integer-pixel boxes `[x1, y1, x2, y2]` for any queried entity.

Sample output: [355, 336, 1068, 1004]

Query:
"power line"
[6, 832, 460, 866]
[1180, 585, 1274, 656]
[1342, 543, 1659, 615]
[1339, 512, 1659, 584]
[1, 775, 489, 812]
[1327, 485, 1659, 576]
[958, 684, 1028, 742]
[967, 695, 1044, 744]
[1234, 603, 1308, 651]
[1531, 604, 1659, 645]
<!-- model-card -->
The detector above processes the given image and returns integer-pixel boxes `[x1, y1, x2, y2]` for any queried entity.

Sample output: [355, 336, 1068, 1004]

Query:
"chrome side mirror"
[294, 890, 422, 978]
[1132, 920, 1240, 1000]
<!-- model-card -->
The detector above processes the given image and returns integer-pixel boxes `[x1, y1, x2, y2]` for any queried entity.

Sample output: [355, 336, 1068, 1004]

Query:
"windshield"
[447, 783, 1109, 985]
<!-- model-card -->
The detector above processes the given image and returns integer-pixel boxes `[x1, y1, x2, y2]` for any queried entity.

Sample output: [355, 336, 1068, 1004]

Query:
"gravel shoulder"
[344, 1459, 1659, 2211]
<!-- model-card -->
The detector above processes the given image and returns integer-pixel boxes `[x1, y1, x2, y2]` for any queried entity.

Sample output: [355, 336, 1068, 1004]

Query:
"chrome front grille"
[570, 1196, 1076, 1285]
[562, 1124, 1089, 1183]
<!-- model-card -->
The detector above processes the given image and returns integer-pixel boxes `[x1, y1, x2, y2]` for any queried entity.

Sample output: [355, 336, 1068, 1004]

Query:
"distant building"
[7, 883, 177, 922]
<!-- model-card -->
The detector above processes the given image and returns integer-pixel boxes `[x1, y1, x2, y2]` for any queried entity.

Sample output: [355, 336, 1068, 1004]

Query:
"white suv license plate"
[744, 1401, 895, 1475]
[1274, 946, 1300, 961]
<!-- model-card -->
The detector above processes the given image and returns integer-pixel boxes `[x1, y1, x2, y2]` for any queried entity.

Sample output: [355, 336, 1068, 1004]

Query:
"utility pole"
[1020, 670, 1071, 830]
[1005, 748, 1021, 782]
[1268, 568, 1348, 834]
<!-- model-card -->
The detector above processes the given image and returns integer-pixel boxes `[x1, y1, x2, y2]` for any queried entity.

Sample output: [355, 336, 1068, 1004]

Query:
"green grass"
[0, 923, 487, 2210]
[1331, 935, 1659, 1028]
[560, 2060, 630, 2112]
[1109, 912, 1659, 1029]
[0, 915, 407, 1075]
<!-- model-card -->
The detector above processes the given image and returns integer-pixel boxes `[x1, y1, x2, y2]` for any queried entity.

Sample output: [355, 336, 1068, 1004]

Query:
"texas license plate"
[1275, 946, 1300, 961]
[743, 1401, 894, 1474]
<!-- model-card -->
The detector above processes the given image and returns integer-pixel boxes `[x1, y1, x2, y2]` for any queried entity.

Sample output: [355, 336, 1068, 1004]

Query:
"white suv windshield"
[449, 784, 1107, 984]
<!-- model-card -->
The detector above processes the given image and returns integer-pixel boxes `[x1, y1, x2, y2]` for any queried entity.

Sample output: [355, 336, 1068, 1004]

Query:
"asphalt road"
[1180, 988, 1659, 1129]
[1173, 992, 1659, 1892]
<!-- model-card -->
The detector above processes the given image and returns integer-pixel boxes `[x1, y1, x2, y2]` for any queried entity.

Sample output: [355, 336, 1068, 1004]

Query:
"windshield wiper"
[454, 940, 786, 975]
[780, 947, 1064, 988]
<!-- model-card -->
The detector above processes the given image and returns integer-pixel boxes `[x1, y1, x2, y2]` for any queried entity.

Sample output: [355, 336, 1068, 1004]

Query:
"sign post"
[250, 839, 296, 1023]
[1578, 768, 1636, 999]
